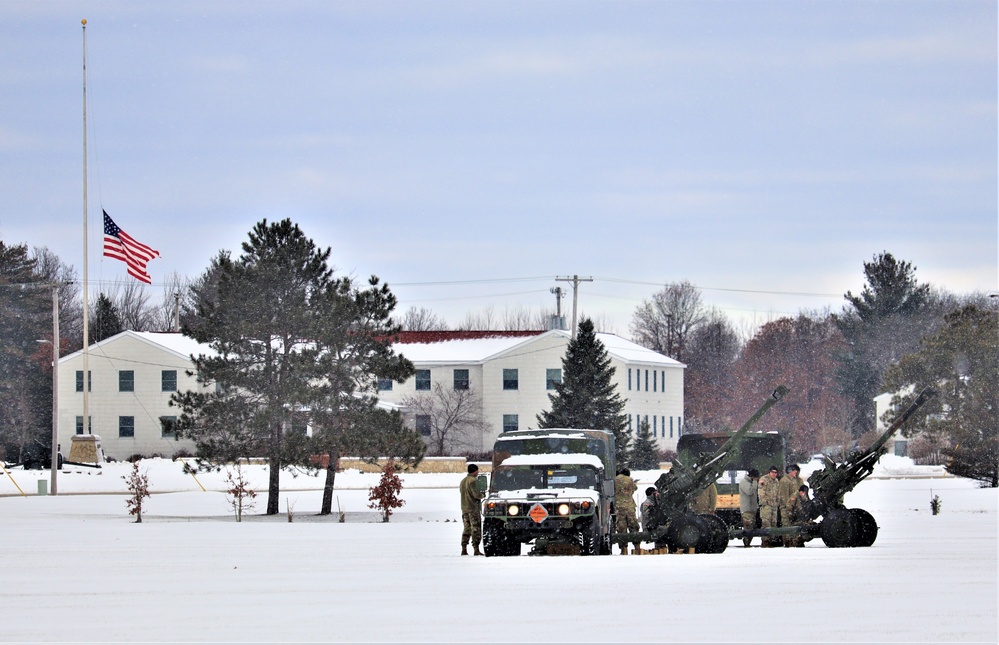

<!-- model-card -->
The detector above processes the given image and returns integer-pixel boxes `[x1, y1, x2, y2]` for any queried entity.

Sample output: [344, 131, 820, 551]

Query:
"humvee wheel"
[820, 508, 858, 548]
[484, 520, 518, 557]
[576, 520, 599, 556]
[850, 508, 879, 547]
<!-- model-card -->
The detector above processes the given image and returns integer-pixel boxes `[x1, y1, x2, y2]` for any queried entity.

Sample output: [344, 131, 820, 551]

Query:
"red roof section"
[390, 330, 546, 344]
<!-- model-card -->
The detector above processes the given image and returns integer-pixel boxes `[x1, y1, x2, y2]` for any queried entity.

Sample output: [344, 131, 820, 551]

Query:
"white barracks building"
[377, 330, 685, 453]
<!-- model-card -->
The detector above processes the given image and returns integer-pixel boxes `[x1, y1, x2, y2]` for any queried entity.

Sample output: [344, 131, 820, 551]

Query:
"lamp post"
[38, 286, 61, 495]
[50, 285, 59, 495]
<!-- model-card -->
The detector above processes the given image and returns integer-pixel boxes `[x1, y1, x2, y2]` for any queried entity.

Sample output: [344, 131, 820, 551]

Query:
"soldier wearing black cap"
[459, 464, 484, 556]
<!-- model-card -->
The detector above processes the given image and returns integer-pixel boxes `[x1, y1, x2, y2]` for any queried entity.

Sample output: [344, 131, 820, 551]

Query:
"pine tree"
[90, 292, 124, 342]
[172, 219, 417, 515]
[537, 318, 631, 466]
[630, 419, 659, 470]
[834, 252, 933, 437]
[883, 305, 998, 487]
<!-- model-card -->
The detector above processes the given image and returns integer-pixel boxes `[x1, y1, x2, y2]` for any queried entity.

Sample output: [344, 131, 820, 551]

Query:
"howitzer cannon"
[614, 385, 789, 553]
[803, 385, 937, 547]
[731, 385, 937, 548]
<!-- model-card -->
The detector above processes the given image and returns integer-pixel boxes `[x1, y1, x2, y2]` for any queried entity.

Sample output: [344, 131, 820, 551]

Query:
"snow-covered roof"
[393, 329, 682, 367]
[59, 330, 214, 364]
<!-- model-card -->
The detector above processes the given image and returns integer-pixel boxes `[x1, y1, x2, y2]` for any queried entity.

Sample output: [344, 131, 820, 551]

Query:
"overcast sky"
[1, 1, 995, 334]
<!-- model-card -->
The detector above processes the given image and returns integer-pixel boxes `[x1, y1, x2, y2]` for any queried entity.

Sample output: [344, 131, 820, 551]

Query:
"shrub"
[123, 461, 151, 523]
[368, 460, 405, 522]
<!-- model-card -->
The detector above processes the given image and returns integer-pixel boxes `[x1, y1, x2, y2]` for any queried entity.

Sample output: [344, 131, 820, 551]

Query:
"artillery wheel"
[666, 514, 709, 552]
[820, 508, 858, 548]
[850, 508, 879, 547]
[698, 513, 730, 553]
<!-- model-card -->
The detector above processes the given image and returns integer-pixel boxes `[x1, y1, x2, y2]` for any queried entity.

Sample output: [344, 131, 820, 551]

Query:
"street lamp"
[36, 286, 60, 495]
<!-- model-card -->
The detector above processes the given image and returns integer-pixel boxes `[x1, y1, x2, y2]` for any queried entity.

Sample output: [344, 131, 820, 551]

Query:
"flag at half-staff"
[102, 210, 160, 284]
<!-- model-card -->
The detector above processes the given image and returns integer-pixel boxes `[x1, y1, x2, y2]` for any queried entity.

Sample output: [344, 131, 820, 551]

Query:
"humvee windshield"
[491, 465, 600, 492]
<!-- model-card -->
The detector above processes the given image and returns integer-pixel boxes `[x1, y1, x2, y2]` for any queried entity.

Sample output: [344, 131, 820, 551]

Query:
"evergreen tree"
[537, 318, 630, 466]
[883, 305, 998, 487]
[629, 419, 659, 470]
[0, 240, 51, 463]
[173, 219, 418, 514]
[834, 252, 933, 437]
[90, 292, 124, 342]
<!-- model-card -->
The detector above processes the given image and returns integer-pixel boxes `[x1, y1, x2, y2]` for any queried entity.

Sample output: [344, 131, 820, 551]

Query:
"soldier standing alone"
[614, 468, 640, 554]
[459, 464, 484, 556]
[757, 465, 781, 547]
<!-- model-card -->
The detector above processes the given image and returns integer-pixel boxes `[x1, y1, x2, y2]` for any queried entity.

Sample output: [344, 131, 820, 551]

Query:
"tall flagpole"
[82, 19, 90, 437]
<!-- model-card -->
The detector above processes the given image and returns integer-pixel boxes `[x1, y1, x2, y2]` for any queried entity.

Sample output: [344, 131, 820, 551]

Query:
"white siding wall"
[382, 333, 684, 454]
[58, 334, 202, 460]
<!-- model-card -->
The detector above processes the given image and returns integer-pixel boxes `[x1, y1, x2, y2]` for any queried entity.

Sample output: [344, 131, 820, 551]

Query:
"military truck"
[481, 428, 616, 556]
[676, 431, 786, 528]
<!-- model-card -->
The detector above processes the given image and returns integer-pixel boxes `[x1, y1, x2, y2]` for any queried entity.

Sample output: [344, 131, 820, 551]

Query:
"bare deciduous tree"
[401, 384, 491, 455]
[630, 280, 707, 362]
[401, 306, 449, 331]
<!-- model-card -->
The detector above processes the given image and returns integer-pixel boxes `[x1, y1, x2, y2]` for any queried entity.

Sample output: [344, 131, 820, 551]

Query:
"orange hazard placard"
[529, 503, 548, 524]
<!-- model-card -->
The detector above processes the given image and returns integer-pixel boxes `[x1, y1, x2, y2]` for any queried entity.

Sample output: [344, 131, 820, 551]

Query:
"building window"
[415, 414, 432, 437]
[289, 417, 309, 436]
[75, 370, 91, 392]
[415, 369, 431, 391]
[653, 370, 657, 392]
[377, 378, 393, 391]
[119, 370, 134, 392]
[119, 416, 135, 438]
[645, 369, 649, 392]
[653, 415, 657, 437]
[502, 414, 518, 433]
[160, 416, 177, 438]
[628, 368, 632, 391]
[75, 416, 91, 435]
[661, 370, 665, 391]
[453, 369, 469, 391]
[678, 417, 683, 437]
[546, 368, 562, 390]
[162, 370, 178, 392]
[503, 369, 518, 391]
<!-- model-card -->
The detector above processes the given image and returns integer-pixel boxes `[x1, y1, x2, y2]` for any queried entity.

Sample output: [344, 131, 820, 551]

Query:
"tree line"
[1, 226, 995, 490]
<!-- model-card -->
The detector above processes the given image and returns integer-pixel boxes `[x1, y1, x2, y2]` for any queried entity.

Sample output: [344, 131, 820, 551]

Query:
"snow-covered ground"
[1, 458, 995, 643]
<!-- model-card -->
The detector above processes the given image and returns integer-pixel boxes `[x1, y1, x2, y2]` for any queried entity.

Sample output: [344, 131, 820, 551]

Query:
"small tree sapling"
[368, 460, 405, 522]
[123, 461, 151, 523]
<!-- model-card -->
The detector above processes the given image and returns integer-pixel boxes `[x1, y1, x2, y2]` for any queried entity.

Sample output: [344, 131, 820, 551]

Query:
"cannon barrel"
[648, 385, 789, 531]
[807, 385, 937, 515]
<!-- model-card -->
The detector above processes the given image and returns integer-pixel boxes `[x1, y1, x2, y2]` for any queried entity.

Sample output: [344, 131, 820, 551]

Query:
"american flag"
[103, 210, 160, 284]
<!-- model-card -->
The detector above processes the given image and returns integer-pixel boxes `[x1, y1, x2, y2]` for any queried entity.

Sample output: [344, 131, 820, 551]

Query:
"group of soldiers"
[613, 464, 813, 553]
[740, 463, 810, 547]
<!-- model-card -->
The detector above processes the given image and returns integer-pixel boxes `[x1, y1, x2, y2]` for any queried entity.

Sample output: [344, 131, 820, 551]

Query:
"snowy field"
[1, 458, 995, 643]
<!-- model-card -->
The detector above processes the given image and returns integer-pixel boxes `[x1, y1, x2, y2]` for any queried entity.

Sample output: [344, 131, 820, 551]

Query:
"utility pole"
[173, 291, 181, 332]
[550, 286, 564, 330]
[555, 275, 593, 339]
[50, 284, 60, 495]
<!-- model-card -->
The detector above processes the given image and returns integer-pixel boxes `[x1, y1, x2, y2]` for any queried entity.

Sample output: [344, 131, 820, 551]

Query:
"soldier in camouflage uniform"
[689, 482, 718, 513]
[459, 464, 484, 556]
[777, 464, 805, 546]
[614, 468, 640, 554]
[784, 484, 810, 547]
[738, 468, 760, 547]
[757, 465, 781, 547]
[777, 463, 805, 532]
